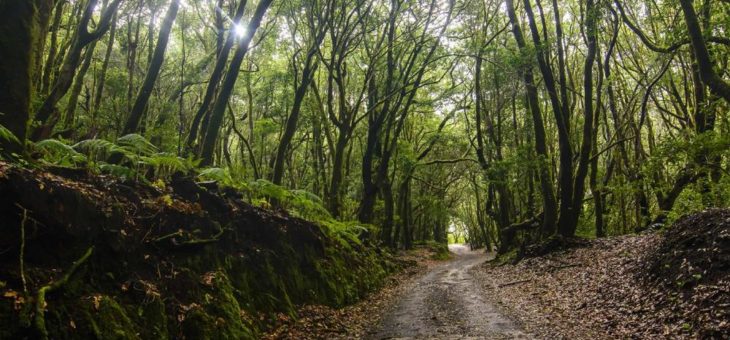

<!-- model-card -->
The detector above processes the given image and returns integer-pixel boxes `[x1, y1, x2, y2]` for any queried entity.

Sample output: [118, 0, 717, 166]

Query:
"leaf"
[116, 134, 157, 156]
[0, 123, 20, 144]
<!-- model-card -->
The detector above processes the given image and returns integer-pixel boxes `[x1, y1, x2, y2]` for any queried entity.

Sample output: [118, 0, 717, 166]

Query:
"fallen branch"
[498, 279, 531, 288]
[34, 246, 94, 340]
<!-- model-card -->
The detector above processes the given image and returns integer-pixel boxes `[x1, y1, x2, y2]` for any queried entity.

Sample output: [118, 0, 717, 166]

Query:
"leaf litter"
[473, 209, 730, 339]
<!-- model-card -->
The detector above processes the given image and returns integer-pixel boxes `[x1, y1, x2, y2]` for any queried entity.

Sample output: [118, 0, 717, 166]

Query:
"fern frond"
[72, 138, 118, 162]
[35, 139, 87, 166]
[0, 124, 20, 144]
[290, 190, 324, 205]
[98, 163, 139, 180]
[198, 167, 232, 183]
[116, 134, 157, 156]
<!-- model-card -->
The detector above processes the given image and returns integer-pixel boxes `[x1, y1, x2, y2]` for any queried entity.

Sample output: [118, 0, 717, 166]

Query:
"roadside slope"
[0, 162, 398, 339]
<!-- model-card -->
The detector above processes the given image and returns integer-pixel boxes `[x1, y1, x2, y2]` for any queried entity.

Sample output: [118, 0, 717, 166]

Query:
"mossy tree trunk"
[32, 0, 121, 141]
[0, 0, 44, 152]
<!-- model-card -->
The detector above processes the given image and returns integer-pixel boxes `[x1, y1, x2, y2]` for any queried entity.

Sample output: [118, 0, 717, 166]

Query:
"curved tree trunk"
[32, 0, 121, 140]
[186, 0, 247, 154]
[63, 40, 97, 131]
[505, 0, 557, 237]
[678, 0, 730, 104]
[200, 0, 273, 166]
[89, 12, 117, 136]
[122, 0, 180, 135]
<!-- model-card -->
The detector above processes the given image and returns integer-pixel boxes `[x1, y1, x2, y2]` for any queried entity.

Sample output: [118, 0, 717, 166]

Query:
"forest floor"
[475, 210, 729, 339]
[265, 209, 729, 339]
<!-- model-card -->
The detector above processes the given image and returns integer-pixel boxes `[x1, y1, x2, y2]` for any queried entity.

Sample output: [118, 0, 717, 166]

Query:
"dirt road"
[367, 245, 530, 339]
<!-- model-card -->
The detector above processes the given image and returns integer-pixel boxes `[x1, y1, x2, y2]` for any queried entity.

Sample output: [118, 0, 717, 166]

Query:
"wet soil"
[368, 245, 530, 339]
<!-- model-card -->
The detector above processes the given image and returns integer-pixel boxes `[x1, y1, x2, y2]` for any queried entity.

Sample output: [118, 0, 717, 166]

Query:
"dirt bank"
[0, 162, 398, 339]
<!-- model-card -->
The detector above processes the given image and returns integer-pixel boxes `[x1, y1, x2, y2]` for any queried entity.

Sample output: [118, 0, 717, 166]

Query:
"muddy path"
[367, 245, 530, 339]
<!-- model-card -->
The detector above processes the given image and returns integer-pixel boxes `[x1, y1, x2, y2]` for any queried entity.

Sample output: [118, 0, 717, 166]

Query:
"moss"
[494, 248, 520, 265]
[84, 295, 140, 340]
[180, 272, 255, 340]
[138, 298, 168, 340]
[0, 164, 400, 339]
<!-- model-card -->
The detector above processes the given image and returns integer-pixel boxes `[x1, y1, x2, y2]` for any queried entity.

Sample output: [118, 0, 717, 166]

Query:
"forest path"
[367, 245, 531, 339]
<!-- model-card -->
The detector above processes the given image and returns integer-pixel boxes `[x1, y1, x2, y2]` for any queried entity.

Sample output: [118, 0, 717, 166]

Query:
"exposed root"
[17, 204, 28, 293]
[33, 246, 94, 340]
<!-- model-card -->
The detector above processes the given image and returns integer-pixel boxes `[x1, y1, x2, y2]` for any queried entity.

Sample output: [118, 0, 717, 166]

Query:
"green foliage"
[34, 134, 196, 182]
[198, 167, 235, 185]
[72, 138, 117, 160]
[36, 139, 88, 166]
[116, 134, 158, 156]
[0, 122, 20, 145]
[248, 179, 332, 221]
[667, 186, 709, 225]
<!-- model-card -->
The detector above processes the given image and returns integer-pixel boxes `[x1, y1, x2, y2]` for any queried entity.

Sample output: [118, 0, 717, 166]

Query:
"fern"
[290, 189, 324, 205]
[247, 179, 333, 221]
[73, 138, 118, 162]
[141, 152, 193, 178]
[0, 123, 20, 144]
[116, 134, 157, 156]
[99, 163, 140, 181]
[250, 179, 292, 201]
[198, 167, 233, 183]
[35, 139, 87, 166]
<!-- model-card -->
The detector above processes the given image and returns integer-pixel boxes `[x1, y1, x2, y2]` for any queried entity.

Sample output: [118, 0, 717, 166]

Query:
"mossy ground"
[0, 162, 398, 339]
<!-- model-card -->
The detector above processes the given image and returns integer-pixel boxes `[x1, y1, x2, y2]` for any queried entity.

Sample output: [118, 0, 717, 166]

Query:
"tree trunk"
[122, 0, 180, 135]
[506, 0, 557, 237]
[41, 0, 65, 97]
[63, 40, 97, 130]
[561, 0, 598, 237]
[32, 0, 121, 140]
[0, 0, 41, 152]
[199, 0, 273, 166]
[271, 53, 319, 184]
[678, 0, 730, 104]
[186, 0, 246, 153]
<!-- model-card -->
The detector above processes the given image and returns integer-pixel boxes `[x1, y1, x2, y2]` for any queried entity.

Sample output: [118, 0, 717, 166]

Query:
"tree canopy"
[1, 0, 729, 252]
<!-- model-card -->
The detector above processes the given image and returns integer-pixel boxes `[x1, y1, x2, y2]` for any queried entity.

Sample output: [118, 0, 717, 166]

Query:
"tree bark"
[186, 0, 247, 153]
[506, 0, 557, 236]
[63, 40, 97, 130]
[199, 0, 273, 165]
[32, 0, 121, 140]
[0, 0, 42, 152]
[122, 0, 180, 135]
[89, 12, 117, 135]
[678, 0, 730, 104]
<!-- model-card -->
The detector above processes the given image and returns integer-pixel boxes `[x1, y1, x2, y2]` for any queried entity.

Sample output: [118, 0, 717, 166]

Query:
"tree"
[199, 0, 274, 165]
[122, 0, 180, 135]
[270, 0, 331, 185]
[32, 0, 121, 140]
[0, 0, 46, 151]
